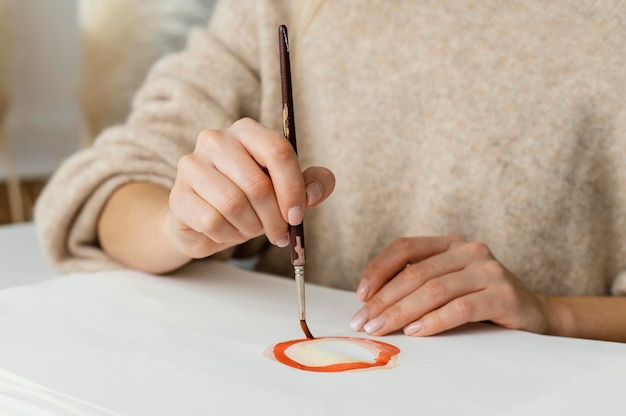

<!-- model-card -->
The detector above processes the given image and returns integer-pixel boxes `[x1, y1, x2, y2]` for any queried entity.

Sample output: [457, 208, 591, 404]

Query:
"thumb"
[302, 166, 335, 208]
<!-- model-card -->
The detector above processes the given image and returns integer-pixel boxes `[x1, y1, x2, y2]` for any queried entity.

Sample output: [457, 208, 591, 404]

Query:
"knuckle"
[367, 295, 387, 312]
[424, 312, 444, 331]
[464, 240, 492, 258]
[422, 278, 448, 298]
[199, 213, 223, 237]
[390, 237, 414, 255]
[243, 173, 274, 200]
[267, 138, 296, 164]
[219, 191, 248, 217]
[196, 129, 222, 150]
[176, 154, 196, 175]
[452, 298, 475, 318]
[483, 259, 505, 277]
[232, 117, 255, 130]
[384, 304, 405, 322]
[405, 261, 436, 283]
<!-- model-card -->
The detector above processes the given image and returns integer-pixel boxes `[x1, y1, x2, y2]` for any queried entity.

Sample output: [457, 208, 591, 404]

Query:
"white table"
[0, 222, 59, 290]
[0, 224, 624, 416]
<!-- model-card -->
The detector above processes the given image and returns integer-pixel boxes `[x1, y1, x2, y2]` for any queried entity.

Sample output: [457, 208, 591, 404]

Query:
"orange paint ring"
[272, 337, 400, 372]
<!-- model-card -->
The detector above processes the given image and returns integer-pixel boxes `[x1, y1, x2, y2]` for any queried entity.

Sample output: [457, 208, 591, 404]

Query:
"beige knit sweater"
[36, 0, 626, 296]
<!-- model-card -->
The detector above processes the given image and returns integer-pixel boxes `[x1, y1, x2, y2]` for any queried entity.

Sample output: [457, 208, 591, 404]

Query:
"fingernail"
[356, 279, 370, 301]
[305, 181, 323, 206]
[404, 321, 423, 336]
[349, 309, 369, 331]
[276, 236, 289, 248]
[287, 206, 303, 226]
[364, 315, 385, 334]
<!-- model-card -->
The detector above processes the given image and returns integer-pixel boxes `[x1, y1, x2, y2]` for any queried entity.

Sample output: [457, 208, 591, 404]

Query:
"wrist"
[537, 295, 575, 337]
[100, 182, 192, 274]
[528, 295, 626, 342]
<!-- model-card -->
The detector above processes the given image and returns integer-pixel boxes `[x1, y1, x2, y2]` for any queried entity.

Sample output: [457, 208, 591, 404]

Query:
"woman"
[36, 0, 626, 342]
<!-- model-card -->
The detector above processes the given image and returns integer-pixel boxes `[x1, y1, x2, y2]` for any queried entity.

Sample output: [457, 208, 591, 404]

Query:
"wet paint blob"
[266, 337, 400, 372]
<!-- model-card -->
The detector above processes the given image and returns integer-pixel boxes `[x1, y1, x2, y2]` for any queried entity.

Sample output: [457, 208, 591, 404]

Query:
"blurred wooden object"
[0, 180, 46, 225]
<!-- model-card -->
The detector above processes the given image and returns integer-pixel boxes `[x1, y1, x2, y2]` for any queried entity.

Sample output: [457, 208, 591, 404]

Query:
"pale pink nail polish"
[305, 181, 323, 206]
[356, 280, 370, 301]
[349, 309, 368, 331]
[287, 206, 303, 226]
[404, 321, 423, 336]
[364, 316, 385, 334]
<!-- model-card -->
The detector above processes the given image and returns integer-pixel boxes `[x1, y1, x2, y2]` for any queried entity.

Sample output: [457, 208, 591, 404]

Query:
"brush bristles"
[300, 319, 314, 339]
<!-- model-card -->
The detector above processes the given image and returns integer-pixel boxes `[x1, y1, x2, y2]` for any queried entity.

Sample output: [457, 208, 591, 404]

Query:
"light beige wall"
[0, 0, 12, 120]
[0, 0, 24, 222]
[0, 0, 217, 182]
[0, 0, 217, 222]
[1, 0, 81, 181]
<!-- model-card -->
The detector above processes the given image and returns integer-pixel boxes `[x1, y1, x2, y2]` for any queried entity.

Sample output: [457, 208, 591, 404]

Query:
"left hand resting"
[349, 234, 550, 337]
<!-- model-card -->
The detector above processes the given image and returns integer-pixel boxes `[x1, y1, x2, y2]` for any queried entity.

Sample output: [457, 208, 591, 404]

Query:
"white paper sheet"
[0, 368, 122, 416]
[0, 260, 624, 415]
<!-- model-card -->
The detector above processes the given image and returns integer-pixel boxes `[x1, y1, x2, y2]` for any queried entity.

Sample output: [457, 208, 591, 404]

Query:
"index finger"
[228, 118, 306, 226]
[359, 234, 464, 301]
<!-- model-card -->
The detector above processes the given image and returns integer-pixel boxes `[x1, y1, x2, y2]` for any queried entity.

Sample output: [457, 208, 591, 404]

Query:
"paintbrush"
[278, 25, 314, 339]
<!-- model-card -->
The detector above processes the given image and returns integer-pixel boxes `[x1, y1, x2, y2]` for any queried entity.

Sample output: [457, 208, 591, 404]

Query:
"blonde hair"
[79, 0, 215, 144]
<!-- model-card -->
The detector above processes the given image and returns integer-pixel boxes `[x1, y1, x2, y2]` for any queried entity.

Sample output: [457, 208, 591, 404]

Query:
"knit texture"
[36, 0, 626, 296]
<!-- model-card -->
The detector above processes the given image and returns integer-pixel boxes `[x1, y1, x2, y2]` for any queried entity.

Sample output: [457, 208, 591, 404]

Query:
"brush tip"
[300, 319, 314, 339]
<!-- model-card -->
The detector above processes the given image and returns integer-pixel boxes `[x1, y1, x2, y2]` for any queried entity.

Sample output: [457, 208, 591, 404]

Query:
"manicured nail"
[404, 321, 423, 336]
[305, 181, 323, 206]
[287, 206, 303, 226]
[349, 309, 369, 331]
[276, 236, 289, 248]
[356, 279, 370, 301]
[364, 316, 385, 334]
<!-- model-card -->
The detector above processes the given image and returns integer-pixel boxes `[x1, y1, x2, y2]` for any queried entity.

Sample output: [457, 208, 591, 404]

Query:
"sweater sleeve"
[34, 0, 269, 272]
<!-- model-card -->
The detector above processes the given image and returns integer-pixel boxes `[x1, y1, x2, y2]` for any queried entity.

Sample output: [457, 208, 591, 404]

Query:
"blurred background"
[0, 0, 217, 224]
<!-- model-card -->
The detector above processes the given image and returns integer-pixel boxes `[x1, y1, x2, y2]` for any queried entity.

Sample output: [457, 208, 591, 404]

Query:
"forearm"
[543, 296, 626, 343]
[97, 182, 191, 274]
